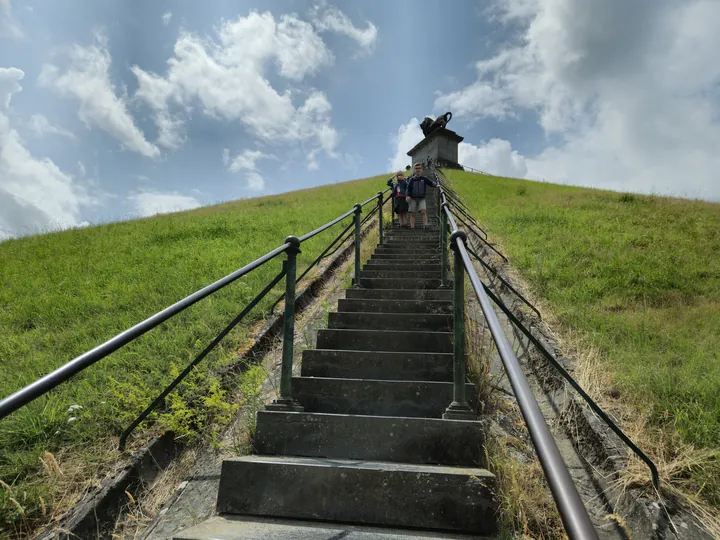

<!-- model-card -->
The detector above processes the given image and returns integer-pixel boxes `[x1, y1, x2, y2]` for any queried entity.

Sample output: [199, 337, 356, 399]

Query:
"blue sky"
[2, 0, 719, 239]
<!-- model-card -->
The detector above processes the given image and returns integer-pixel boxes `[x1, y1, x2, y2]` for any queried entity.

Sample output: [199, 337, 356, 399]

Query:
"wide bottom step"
[175, 515, 492, 539]
[216, 456, 496, 534]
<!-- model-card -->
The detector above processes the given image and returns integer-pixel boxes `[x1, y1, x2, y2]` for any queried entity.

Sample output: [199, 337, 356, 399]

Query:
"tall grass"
[448, 170, 720, 505]
[0, 174, 389, 532]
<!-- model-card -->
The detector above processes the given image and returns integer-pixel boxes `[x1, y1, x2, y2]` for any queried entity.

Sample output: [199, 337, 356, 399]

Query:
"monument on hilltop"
[407, 111, 464, 170]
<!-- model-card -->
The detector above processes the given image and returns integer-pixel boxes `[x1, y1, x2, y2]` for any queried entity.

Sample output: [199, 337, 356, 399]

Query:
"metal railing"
[433, 174, 600, 539]
[433, 166, 658, 490]
[0, 187, 391, 450]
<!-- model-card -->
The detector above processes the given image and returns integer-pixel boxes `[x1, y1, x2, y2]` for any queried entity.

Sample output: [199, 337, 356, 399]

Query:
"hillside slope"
[448, 169, 720, 505]
[0, 174, 388, 531]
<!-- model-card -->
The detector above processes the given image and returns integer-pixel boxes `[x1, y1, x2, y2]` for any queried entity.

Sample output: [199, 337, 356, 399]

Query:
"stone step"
[316, 328, 452, 353]
[383, 241, 439, 247]
[360, 270, 439, 279]
[357, 277, 440, 289]
[292, 377, 476, 418]
[328, 312, 452, 332]
[253, 412, 486, 467]
[216, 456, 496, 534]
[371, 253, 441, 261]
[364, 262, 442, 271]
[301, 349, 453, 381]
[174, 515, 491, 540]
[345, 288, 452, 301]
[338, 298, 451, 314]
[376, 246, 441, 253]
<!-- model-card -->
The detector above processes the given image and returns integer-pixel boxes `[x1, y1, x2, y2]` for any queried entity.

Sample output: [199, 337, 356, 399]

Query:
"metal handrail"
[436, 166, 658, 489]
[0, 243, 290, 420]
[0, 187, 390, 423]
[479, 282, 660, 489]
[440, 190, 599, 539]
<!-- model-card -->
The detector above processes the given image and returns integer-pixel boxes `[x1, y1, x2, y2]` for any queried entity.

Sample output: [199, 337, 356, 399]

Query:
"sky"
[1, 0, 720, 239]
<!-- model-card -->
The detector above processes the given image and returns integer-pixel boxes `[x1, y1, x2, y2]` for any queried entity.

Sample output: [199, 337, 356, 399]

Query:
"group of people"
[386, 162, 437, 229]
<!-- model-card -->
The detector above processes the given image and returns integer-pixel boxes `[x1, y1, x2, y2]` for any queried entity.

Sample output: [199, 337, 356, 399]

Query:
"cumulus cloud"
[0, 66, 22, 107]
[225, 149, 273, 191]
[0, 67, 94, 239]
[458, 139, 527, 178]
[389, 116, 527, 178]
[129, 191, 201, 217]
[38, 32, 160, 158]
[162, 12, 172, 26]
[0, 0, 23, 39]
[28, 113, 75, 139]
[436, 0, 720, 200]
[310, 2, 377, 56]
[388, 117, 423, 171]
[132, 11, 339, 161]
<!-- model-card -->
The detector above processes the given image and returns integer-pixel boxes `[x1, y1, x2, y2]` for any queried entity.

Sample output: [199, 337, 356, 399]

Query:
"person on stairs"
[387, 171, 409, 227]
[405, 162, 437, 230]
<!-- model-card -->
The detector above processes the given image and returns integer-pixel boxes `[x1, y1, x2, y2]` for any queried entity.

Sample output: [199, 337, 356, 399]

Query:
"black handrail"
[465, 245, 542, 320]
[0, 243, 290, 420]
[437, 166, 658, 490]
[118, 267, 287, 450]
[0, 187, 391, 423]
[440, 187, 599, 539]
[448, 206, 507, 262]
[480, 282, 660, 489]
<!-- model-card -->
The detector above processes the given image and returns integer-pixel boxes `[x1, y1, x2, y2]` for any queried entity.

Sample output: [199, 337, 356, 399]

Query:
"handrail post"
[377, 192, 384, 247]
[353, 203, 362, 286]
[440, 205, 449, 288]
[267, 237, 304, 412]
[443, 230, 476, 420]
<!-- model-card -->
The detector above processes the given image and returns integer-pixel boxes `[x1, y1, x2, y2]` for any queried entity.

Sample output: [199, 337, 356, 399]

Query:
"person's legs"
[418, 199, 428, 227]
[408, 199, 417, 229]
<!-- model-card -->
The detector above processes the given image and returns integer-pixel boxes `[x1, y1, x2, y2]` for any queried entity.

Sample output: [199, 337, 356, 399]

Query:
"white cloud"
[435, 0, 720, 200]
[458, 139, 527, 178]
[77, 161, 86, 177]
[310, 2, 377, 56]
[388, 117, 423, 172]
[222, 148, 230, 166]
[0, 68, 94, 239]
[129, 191, 201, 217]
[28, 113, 76, 139]
[228, 149, 266, 172]
[39, 32, 160, 158]
[245, 171, 265, 191]
[162, 11, 172, 26]
[132, 11, 339, 160]
[389, 116, 528, 178]
[226, 149, 273, 191]
[0, 66, 22, 107]
[0, 0, 23, 39]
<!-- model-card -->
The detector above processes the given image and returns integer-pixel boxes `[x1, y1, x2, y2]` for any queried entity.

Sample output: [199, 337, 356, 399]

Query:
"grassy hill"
[0, 174, 388, 531]
[447, 169, 720, 506]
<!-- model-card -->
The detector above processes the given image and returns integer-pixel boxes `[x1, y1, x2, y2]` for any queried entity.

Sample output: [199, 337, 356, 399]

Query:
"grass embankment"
[448, 170, 720, 506]
[0, 174, 389, 533]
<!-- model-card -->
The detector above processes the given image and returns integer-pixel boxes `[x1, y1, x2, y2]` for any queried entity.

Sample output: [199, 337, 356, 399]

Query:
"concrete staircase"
[176, 188, 497, 539]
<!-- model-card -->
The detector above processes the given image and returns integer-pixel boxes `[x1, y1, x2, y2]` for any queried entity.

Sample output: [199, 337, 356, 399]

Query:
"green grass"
[447, 170, 720, 503]
[0, 174, 388, 532]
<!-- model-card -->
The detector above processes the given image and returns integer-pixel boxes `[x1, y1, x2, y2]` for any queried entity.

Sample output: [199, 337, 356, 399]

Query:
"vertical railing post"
[440, 206, 449, 288]
[267, 237, 304, 412]
[353, 203, 362, 286]
[443, 230, 476, 420]
[436, 186, 441, 221]
[377, 192, 384, 247]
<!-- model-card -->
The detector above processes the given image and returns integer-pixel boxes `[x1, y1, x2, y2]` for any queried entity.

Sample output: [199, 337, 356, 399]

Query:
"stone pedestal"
[407, 128, 464, 171]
